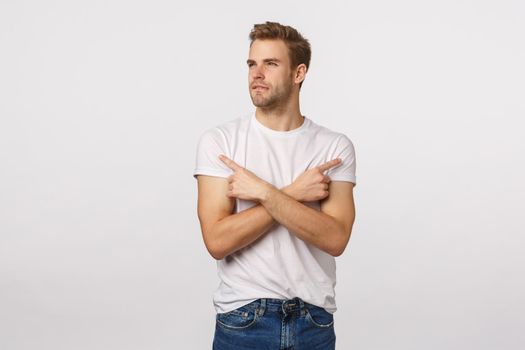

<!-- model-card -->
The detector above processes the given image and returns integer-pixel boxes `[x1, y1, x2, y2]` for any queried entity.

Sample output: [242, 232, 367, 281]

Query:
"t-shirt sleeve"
[325, 134, 357, 186]
[193, 128, 233, 179]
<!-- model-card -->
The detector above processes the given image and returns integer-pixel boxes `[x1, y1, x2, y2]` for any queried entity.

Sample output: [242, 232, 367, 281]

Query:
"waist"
[251, 297, 324, 316]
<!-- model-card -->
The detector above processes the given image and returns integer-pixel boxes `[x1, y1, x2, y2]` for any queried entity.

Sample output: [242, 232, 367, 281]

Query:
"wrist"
[282, 185, 297, 200]
[258, 183, 276, 203]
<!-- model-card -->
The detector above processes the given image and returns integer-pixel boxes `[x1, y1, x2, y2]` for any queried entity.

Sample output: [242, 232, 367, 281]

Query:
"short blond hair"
[249, 21, 311, 74]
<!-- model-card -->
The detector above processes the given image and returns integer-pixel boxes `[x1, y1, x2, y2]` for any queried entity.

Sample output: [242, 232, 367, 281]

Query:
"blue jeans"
[212, 297, 336, 349]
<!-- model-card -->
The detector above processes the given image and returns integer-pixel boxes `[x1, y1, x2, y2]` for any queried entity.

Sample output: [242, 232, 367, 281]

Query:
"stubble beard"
[250, 79, 294, 110]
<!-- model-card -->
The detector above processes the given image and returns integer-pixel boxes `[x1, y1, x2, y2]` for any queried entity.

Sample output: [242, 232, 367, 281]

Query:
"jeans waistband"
[255, 297, 308, 316]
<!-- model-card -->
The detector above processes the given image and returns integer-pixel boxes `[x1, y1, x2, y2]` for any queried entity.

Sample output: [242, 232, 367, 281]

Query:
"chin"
[250, 96, 265, 107]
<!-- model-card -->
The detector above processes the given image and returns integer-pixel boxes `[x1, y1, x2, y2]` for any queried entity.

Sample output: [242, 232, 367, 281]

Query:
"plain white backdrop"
[1, 0, 524, 349]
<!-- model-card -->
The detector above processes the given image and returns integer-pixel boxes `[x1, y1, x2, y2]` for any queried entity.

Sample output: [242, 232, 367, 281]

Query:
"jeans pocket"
[305, 304, 334, 328]
[216, 301, 260, 330]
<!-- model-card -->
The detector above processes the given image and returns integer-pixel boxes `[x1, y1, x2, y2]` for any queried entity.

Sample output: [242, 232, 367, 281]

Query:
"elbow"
[205, 232, 227, 260]
[209, 250, 224, 261]
[329, 227, 352, 257]
[330, 245, 345, 257]
[206, 239, 226, 261]
[202, 221, 234, 260]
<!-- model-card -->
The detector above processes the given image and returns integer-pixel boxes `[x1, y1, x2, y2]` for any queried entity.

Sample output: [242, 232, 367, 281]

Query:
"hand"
[286, 158, 342, 202]
[219, 154, 274, 202]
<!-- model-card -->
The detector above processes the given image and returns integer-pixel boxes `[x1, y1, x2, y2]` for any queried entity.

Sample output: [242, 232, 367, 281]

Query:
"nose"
[251, 64, 264, 80]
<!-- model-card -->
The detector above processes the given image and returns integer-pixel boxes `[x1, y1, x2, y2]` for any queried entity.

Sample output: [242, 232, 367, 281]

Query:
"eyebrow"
[246, 58, 282, 64]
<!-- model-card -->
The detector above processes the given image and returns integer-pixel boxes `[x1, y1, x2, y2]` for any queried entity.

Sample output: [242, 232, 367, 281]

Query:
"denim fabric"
[212, 297, 336, 350]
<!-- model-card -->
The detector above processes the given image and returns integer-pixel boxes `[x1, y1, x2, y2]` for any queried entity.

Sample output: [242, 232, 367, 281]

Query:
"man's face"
[247, 39, 295, 109]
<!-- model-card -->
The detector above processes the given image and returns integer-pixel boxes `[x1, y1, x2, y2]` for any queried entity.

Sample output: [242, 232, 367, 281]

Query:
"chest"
[234, 132, 329, 188]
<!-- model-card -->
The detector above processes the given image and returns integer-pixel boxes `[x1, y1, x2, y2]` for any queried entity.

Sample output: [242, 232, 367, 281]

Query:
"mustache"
[251, 82, 270, 88]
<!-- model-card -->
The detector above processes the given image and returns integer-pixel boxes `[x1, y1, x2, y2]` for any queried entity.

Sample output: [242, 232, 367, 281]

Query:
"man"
[193, 21, 356, 350]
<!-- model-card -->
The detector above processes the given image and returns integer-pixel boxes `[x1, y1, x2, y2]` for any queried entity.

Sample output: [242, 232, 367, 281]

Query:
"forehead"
[248, 39, 289, 62]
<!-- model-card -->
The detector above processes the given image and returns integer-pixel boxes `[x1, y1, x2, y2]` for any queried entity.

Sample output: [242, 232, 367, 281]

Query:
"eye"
[268, 62, 277, 66]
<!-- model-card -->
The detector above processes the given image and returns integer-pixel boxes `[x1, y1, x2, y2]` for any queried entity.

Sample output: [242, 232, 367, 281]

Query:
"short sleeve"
[325, 134, 357, 186]
[193, 128, 233, 179]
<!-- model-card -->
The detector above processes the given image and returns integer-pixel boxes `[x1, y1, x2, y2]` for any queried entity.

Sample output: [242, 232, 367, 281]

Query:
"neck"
[255, 95, 303, 132]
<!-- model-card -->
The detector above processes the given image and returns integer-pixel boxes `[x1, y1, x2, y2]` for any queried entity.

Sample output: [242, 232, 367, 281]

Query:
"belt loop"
[298, 297, 305, 310]
[281, 299, 287, 315]
[258, 298, 266, 316]
[297, 297, 306, 316]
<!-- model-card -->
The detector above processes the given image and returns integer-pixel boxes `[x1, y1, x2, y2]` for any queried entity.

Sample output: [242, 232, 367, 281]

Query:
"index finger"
[317, 158, 342, 173]
[218, 154, 242, 171]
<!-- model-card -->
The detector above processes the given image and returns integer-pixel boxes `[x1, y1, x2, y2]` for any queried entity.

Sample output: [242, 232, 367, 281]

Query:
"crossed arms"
[196, 155, 356, 260]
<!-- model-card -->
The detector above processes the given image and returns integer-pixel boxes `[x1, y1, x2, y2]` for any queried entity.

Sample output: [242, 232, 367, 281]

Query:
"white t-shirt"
[193, 112, 357, 314]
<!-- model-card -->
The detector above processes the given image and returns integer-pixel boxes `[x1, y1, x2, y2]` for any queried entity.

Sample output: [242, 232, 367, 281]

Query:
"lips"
[252, 83, 269, 89]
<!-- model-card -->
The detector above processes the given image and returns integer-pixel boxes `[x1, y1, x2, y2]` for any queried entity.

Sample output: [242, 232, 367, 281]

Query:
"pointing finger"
[219, 154, 242, 171]
[318, 158, 342, 173]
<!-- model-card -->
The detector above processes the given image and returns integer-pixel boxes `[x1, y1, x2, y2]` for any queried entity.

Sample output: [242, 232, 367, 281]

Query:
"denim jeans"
[212, 297, 336, 350]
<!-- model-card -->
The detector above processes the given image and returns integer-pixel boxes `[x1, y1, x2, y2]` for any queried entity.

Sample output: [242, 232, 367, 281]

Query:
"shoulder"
[307, 119, 355, 149]
[198, 114, 250, 140]
[197, 114, 249, 143]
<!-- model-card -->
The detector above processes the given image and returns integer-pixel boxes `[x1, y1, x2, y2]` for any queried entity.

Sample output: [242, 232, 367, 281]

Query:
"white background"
[1, 0, 524, 349]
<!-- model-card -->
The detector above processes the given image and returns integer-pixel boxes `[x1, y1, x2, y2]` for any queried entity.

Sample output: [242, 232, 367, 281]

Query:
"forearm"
[211, 186, 296, 259]
[260, 186, 344, 256]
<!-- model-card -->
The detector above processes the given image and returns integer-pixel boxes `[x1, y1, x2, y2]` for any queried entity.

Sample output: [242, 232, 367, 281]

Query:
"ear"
[294, 63, 307, 85]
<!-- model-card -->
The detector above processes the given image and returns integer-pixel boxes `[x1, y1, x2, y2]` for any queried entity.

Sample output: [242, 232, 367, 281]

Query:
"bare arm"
[199, 156, 345, 259]
[260, 181, 355, 257]
[197, 175, 302, 260]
